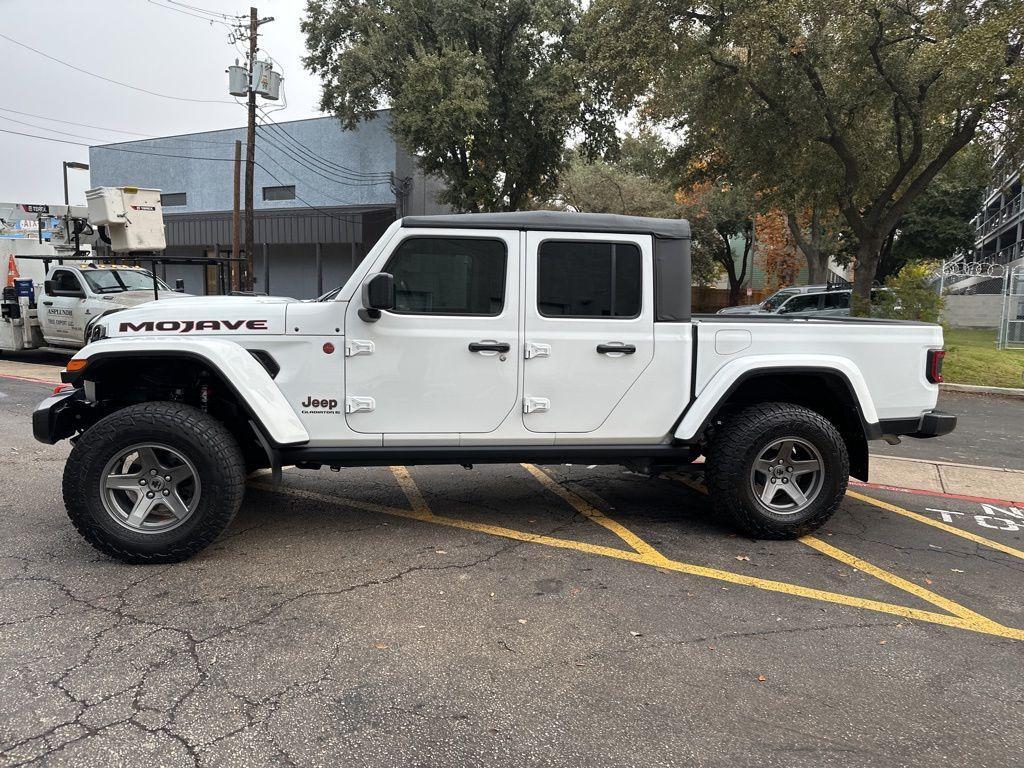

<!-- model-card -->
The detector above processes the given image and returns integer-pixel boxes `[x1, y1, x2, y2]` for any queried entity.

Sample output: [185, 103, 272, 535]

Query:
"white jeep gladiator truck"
[33, 212, 955, 563]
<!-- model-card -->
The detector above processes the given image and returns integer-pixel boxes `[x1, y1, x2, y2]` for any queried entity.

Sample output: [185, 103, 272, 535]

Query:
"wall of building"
[943, 294, 1004, 328]
[90, 113, 400, 213]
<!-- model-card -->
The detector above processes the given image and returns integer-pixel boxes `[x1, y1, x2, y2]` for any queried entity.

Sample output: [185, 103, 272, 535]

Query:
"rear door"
[343, 230, 520, 435]
[522, 232, 654, 433]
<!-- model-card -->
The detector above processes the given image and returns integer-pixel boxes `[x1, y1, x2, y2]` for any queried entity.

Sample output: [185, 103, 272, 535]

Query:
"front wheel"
[705, 402, 849, 539]
[63, 402, 246, 563]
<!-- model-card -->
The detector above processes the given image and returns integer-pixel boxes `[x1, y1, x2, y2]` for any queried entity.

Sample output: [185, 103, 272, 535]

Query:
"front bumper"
[32, 389, 88, 444]
[874, 409, 957, 440]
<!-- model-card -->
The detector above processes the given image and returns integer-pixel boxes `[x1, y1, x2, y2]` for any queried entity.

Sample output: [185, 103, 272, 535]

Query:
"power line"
[0, 106, 153, 137]
[256, 107, 391, 179]
[255, 125, 392, 187]
[145, 0, 236, 27]
[164, 0, 245, 20]
[0, 112, 242, 149]
[0, 31, 236, 104]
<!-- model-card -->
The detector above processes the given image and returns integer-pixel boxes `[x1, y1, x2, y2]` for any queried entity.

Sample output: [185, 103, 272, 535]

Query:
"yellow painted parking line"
[390, 466, 432, 517]
[847, 489, 1024, 561]
[799, 535, 1001, 628]
[250, 480, 1024, 641]
[522, 463, 671, 563]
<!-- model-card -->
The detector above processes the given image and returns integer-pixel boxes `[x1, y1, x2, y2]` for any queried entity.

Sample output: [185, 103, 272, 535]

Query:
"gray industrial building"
[89, 110, 447, 298]
[972, 150, 1023, 268]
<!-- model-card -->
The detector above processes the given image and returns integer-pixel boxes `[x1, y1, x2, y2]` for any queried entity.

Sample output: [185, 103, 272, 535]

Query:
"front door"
[41, 269, 86, 345]
[522, 232, 655, 433]
[344, 230, 520, 434]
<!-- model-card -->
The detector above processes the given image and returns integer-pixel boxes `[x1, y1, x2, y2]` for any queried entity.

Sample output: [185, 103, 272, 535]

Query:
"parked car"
[717, 284, 827, 315]
[35, 212, 953, 563]
[775, 289, 894, 317]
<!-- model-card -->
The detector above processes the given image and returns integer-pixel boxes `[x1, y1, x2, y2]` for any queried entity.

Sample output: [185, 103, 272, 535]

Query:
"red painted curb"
[850, 479, 1024, 508]
[0, 372, 58, 386]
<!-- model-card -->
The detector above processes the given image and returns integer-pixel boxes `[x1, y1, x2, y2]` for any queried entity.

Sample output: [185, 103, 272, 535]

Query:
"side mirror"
[359, 272, 394, 322]
[174, 279, 185, 293]
[44, 280, 55, 295]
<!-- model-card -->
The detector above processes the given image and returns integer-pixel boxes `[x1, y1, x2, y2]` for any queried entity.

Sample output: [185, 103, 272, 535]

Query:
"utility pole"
[231, 139, 242, 292]
[241, 6, 274, 291]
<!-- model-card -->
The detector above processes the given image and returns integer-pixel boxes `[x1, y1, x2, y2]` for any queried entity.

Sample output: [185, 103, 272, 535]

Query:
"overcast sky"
[0, 0, 324, 204]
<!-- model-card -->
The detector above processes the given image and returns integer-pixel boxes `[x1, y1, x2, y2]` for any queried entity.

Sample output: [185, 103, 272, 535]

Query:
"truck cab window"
[384, 237, 507, 315]
[537, 241, 641, 318]
[52, 270, 83, 294]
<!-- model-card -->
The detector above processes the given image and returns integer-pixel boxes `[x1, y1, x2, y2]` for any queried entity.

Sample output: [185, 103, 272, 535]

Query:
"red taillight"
[53, 383, 73, 395]
[927, 349, 945, 384]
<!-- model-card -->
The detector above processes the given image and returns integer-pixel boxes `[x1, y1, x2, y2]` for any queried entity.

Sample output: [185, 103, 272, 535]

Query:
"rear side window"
[537, 241, 641, 318]
[824, 292, 850, 309]
[384, 237, 507, 315]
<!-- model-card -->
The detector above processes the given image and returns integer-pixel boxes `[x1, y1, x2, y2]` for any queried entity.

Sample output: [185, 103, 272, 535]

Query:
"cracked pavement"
[2, 376, 1023, 767]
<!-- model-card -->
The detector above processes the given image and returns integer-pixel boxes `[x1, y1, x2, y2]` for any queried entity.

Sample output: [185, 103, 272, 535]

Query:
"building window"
[537, 241, 642, 318]
[383, 237, 507, 315]
[262, 185, 296, 201]
[160, 192, 187, 206]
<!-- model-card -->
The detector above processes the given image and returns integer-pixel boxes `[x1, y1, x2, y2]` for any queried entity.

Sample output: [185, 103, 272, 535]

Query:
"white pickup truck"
[33, 212, 955, 563]
[1, 261, 189, 352]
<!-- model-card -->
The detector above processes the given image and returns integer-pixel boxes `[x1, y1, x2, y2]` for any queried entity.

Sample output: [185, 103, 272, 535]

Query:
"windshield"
[80, 269, 172, 294]
[762, 289, 799, 312]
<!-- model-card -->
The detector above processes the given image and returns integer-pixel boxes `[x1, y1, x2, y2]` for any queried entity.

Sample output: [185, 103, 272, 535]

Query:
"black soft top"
[401, 211, 691, 240]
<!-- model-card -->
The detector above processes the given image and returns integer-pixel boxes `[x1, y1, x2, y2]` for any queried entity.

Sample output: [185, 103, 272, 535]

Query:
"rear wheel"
[63, 402, 245, 563]
[705, 402, 849, 539]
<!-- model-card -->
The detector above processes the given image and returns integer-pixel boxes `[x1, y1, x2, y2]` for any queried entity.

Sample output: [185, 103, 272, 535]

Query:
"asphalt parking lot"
[1, 375, 1023, 767]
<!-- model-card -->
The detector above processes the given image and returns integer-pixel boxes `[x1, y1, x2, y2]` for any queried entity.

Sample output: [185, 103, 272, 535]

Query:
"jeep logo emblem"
[301, 396, 339, 413]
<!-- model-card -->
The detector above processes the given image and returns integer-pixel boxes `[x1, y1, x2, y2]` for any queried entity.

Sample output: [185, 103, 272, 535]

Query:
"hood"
[98, 294, 296, 339]
[103, 290, 194, 308]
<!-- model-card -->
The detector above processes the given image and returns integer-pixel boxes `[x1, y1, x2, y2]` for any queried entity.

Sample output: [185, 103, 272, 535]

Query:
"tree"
[303, 0, 589, 212]
[581, 0, 1024, 311]
[553, 142, 720, 285]
[678, 180, 758, 304]
[757, 210, 803, 290]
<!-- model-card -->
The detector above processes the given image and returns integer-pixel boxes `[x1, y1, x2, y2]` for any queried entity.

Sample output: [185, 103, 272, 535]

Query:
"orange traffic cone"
[5, 255, 19, 288]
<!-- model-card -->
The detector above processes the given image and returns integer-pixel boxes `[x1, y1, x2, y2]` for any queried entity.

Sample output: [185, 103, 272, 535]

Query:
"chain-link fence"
[998, 265, 1024, 349]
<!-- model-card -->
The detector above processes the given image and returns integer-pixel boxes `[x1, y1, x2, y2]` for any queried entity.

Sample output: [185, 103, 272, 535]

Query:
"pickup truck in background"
[2, 261, 190, 352]
[33, 212, 956, 563]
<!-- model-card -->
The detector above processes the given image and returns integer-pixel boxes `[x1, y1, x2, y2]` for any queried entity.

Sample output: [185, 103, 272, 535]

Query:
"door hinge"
[522, 396, 550, 414]
[345, 339, 375, 357]
[524, 342, 551, 360]
[345, 396, 376, 414]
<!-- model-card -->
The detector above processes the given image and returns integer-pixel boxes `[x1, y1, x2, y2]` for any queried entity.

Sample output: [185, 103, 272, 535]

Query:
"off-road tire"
[705, 402, 849, 539]
[63, 402, 245, 563]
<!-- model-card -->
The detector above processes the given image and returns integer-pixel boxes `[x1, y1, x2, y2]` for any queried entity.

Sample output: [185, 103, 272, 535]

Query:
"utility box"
[227, 64, 248, 97]
[85, 187, 166, 253]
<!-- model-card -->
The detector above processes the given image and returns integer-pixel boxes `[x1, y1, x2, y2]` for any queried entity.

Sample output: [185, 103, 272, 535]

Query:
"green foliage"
[872, 261, 944, 323]
[553, 141, 721, 285]
[303, 0, 593, 212]
[580, 0, 1024, 307]
[943, 329, 1024, 389]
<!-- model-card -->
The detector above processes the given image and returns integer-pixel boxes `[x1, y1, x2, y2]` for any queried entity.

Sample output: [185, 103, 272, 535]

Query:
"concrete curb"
[868, 454, 1024, 506]
[941, 382, 1024, 398]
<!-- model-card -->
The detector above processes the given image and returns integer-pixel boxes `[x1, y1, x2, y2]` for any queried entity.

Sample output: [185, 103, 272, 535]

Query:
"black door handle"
[597, 343, 636, 355]
[42, 301, 54, 306]
[469, 341, 511, 353]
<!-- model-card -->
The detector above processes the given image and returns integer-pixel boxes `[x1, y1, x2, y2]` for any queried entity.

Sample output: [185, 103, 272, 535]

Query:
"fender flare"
[66, 337, 309, 446]
[674, 355, 879, 442]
